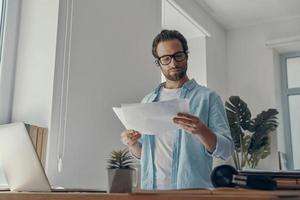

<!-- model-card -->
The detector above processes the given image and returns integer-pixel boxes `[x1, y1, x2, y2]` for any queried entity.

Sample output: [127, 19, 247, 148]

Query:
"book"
[239, 169, 300, 178]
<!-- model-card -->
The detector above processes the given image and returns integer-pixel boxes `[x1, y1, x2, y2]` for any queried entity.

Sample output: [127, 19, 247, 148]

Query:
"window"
[0, 0, 7, 187]
[0, 0, 21, 187]
[0, 0, 6, 62]
[281, 53, 300, 170]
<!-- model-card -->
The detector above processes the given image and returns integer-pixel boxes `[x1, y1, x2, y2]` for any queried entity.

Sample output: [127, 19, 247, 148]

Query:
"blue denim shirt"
[139, 79, 234, 189]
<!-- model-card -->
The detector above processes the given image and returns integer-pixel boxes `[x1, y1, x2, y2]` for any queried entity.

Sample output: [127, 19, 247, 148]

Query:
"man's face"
[156, 39, 188, 81]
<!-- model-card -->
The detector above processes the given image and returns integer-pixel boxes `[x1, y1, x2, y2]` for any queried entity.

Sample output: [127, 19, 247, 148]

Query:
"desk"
[1, 188, 300, 200]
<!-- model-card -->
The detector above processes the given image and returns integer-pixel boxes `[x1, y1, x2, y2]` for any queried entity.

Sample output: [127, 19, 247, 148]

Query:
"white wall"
[11, 0, 59, 127]
[187, 37, 207, 86]
[0, 163, 6, 186]
[47, 0, 161, 190]
[226, 17, 300, 169]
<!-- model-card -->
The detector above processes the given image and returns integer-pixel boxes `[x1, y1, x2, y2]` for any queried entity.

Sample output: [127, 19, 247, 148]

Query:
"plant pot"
[107, 168, 134, 193]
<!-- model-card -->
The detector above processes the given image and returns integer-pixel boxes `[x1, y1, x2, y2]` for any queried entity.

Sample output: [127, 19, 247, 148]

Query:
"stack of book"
[239, 169, 300, 189]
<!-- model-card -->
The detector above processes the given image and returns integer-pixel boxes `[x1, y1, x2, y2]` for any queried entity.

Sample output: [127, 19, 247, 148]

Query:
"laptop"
[0, 122, 104, 192]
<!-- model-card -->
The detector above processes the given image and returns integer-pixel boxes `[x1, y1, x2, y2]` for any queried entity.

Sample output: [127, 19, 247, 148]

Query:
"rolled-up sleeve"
[205, 94, 234, 160]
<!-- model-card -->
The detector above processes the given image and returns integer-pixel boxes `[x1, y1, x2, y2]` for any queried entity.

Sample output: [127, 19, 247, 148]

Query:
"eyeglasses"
[156, 51, 188, 66]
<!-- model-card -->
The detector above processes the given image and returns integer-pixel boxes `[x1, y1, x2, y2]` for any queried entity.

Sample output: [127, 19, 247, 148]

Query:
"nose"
[169, 57, 178, 68]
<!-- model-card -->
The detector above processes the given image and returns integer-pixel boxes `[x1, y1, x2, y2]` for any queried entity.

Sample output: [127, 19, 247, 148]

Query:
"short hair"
[152, 29, 188, 58]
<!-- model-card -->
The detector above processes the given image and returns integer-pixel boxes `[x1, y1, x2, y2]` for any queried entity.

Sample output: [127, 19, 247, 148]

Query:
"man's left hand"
[173, 112, 204, 135]
[173, 112, 217, 153]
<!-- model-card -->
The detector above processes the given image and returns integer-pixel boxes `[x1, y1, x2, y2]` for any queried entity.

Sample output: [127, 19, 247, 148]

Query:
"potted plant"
[107, 148, 136, 193]
[225, 96, 279, 170]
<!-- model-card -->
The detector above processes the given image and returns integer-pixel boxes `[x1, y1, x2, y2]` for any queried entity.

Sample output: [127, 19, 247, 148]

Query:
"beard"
[161, 66, 187, 81]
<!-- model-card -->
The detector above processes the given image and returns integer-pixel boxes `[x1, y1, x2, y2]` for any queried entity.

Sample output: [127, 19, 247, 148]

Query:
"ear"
[154, 59, 160, 67]
[185, 51, 189, 60]
[185, 50, 189, 56]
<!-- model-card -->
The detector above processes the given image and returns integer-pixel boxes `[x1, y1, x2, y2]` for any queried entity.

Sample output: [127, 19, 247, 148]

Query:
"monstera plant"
[225, 96, 279, 169]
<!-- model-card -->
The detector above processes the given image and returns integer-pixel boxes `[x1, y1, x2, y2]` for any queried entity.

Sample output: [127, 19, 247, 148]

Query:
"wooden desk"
[1, 188, 300, 200]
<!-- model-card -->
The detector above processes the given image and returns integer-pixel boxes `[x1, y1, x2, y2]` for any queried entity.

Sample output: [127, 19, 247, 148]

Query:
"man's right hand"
[121, 129, 141, 147]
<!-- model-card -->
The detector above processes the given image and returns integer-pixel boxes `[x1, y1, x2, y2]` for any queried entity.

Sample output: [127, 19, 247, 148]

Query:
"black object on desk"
[211, 165, 277, 190]
[211, 165, 237, 187]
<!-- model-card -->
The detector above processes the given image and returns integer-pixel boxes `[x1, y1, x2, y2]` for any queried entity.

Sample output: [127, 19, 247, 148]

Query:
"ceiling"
[194, 0, 300, 30]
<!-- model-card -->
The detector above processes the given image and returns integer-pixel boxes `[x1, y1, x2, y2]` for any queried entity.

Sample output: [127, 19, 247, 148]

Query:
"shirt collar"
[154, 78, 197, 94]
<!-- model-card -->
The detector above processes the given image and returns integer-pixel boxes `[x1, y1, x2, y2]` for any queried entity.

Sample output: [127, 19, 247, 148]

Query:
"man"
[121, 30, 234, 190]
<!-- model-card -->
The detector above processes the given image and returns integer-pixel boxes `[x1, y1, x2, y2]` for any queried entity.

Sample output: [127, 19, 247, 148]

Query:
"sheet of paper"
[113, 99, 189, 135]
[112, 107, 130, 129]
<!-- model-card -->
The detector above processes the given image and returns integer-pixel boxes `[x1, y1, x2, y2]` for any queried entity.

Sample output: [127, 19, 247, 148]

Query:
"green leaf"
[249, 109, 278, 154]
[107, 148, 135, 169]
[225, 96, 253, 150]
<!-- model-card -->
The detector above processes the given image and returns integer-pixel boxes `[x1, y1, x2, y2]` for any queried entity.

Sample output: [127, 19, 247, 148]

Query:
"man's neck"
[164, 76, 189, 89]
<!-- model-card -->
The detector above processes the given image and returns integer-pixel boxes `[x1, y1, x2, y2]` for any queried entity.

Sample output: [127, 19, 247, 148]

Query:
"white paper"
[113, 99, 189, 135]
[112, 107, 130, 129]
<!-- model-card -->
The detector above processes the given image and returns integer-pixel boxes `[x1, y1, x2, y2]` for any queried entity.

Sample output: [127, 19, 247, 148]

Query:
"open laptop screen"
[0, 122, 51, 192]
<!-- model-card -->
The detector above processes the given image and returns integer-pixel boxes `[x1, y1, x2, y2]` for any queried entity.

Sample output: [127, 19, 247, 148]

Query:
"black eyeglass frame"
[155, 51, 188, 66]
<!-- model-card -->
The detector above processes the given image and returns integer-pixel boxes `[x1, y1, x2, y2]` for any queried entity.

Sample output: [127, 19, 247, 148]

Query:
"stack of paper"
[113, 99, 189, 135]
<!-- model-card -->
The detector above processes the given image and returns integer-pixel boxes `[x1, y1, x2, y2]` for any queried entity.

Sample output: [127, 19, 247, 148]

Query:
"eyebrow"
[158, 51, 185, 58]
